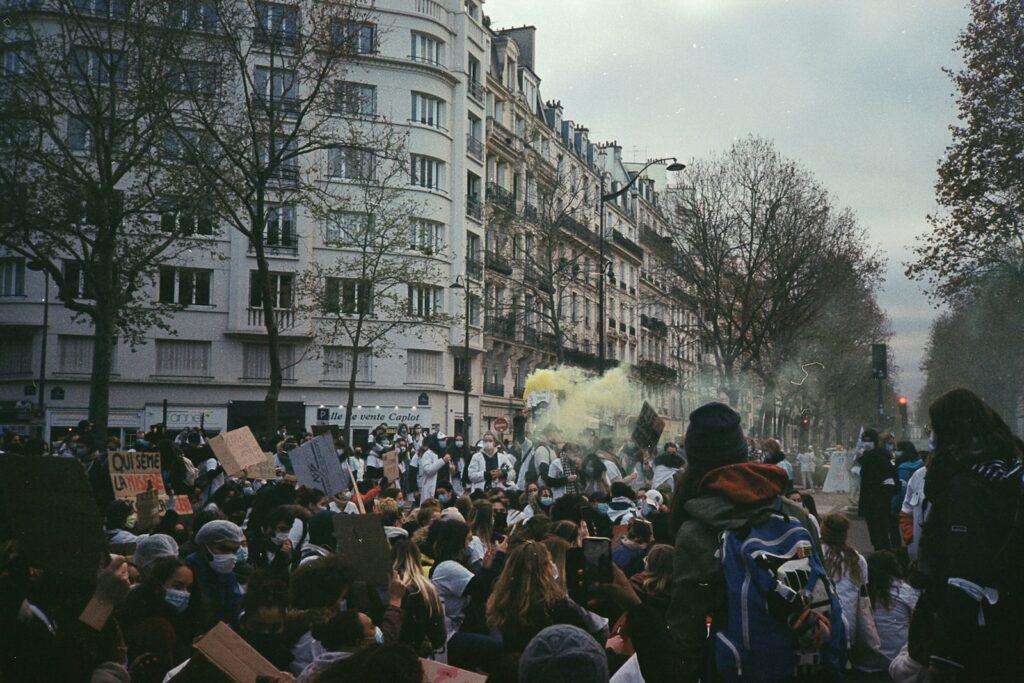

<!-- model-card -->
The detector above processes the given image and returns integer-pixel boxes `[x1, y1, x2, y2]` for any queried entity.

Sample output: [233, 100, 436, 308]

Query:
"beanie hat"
[518, 625, 609, 683]
[683, 402, 747, 470]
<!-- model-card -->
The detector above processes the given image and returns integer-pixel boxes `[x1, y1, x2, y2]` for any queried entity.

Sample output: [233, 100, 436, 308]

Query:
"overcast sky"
[485, 0, 970, 399]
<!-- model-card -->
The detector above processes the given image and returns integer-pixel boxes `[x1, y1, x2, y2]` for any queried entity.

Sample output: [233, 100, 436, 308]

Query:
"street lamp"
[450, 274, 471, 446]
[25, 259, 49, 438]
[597, 157, 685, 374]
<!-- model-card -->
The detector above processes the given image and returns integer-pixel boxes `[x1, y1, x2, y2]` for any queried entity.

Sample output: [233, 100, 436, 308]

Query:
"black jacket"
[857, 447, 897, 513]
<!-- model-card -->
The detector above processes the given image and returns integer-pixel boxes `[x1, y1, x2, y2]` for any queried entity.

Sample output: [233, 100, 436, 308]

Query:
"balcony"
[269, 165, 299, 186]
[483, 381, 504, 397]
[512, 384, 525, 399]
[247, 307, 296, 331]
[251, 29, 299, 51]
[634, 359, 678, 386]
[523, 328, 557, 352]
[612, 229, 644, 260]
[619, 322, 627, 333]
[522, 203, 539, 223]
[485, 251, 512, 275]
[466, 197, 483, 221]
[468, 80, 484, 103]
[485, 314, 515, 340]
[486, 182, 515, 210]
[251, 93, 300, 116]
[466, 133, 483, 160]
[466, 256, 483, 279]
[413, 0, 446, 21]
[641, 314, 669, 338]
[248, 239, 298, 257]
[453, 375, 471, 392]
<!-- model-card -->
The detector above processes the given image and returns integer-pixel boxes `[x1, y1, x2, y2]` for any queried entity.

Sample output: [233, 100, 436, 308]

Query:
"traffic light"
[898, 396, 909, 428]
[800, 413, 811, 427]
[872, 344, 888, 379]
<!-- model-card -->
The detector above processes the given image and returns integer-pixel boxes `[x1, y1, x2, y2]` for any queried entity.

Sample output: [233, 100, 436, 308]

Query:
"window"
[169, 60, 217, 96]
[71, 47, 124, 86]
[249, 271, 293, 308]
[2, 43, 34, 77]
[406, 349, 441, 383]
[571, 292, 578, 323]
[254, 66, 297, 112]
[159, 267, 211, 306]
[74, 0, 127, 16]
[259, 135, 298, 180]
[242, 342, 294, 380]
[62, 260, 92, 299]
[0, 336, 32, 376]
[325, 277, 372, 315]
[0, 258, 25, 296]
[409, 154, 445, 191]
[329, 146, 375, 181]
[410, 92, 445, 129]
[334, 21, 375, 54]
[323, 346, 371, 381]
[410, 32, 444, 66]
[169, 0, 218, 31]
[468, 295, 480, 326]
[409, 218, 444, 254]
[335, 81, 375, 116]
[264, 204, 296, 247]
[325, 211, 373, 246]
[407, 284, 442, 317]
[58, 334, 115, 374]
[254, 1, 298, 46]
[153, 339, 210, 377]
[68, 117, 92, 152]
[160, 208, 214, 235]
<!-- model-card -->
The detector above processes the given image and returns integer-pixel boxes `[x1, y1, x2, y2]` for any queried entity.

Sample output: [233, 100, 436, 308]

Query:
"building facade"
[0, 0, 697, 446]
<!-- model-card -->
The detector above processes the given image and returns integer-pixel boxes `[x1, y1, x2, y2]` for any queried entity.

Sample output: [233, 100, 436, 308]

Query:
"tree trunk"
[88, 301, 118, 444]
[342, 317, 366, 441]
[251, 216, 282, 435]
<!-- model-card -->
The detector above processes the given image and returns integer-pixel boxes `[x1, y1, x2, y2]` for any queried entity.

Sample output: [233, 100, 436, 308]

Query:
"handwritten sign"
[109, 451, 165, 500]
[631, 401, 665, 451]
[241, 453, 278, 481]
[333, 513, 389, 586]
[383, 450, 400, 483]
[135, 488, 161, 531]
[291, 434, 345, 496]
[421, 659, 486, 683]
[172, 494, 194, 516]
[170, 621, 280, 682]
[208, 426, 264, 477]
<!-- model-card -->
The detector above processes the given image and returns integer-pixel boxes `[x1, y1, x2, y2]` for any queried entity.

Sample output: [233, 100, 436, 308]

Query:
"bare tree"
[296, 126, 452, 438]
[0, 0, 210, 438]
[668, 136, 870, 406]
[165, 0, 374, 431]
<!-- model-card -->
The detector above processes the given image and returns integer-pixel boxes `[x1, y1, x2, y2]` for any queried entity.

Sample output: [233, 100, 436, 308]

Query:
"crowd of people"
[0, 386, 1021, 682]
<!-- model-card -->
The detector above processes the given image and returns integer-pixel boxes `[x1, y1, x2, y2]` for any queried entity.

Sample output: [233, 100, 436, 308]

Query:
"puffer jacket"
[667, 463, 821, 682]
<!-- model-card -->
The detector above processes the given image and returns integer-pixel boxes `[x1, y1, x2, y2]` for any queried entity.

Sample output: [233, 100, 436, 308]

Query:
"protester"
[857, 428, 899, 550]
[611, 519, 653, 577]
[762, 438, 793, 480]
[797, 447, 817, 490]
[187, 519, 245, 626]
[820, 513, 869, 650]
[858, 551, 919, 673]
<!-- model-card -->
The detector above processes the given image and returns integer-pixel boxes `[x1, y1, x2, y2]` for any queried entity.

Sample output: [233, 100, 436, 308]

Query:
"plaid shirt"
[561, 457, 581, 496]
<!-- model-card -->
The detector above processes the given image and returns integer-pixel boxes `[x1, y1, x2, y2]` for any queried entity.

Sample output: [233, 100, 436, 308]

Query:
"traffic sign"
[493, 418, 509, 433]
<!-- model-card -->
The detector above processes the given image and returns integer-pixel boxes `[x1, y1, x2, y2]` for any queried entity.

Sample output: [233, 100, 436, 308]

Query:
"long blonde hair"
[392, 539, 442, 619]
[486, 541, 564, 632]
[542, 536, 570, 592]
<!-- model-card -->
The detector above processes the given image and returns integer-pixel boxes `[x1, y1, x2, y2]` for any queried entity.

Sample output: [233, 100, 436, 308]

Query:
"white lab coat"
[417, 448, 447, 498]
[467, 451, 487, 492]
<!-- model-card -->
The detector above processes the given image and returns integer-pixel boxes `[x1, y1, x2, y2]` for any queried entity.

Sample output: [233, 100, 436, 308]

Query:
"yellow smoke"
[524, 365, 646, 446]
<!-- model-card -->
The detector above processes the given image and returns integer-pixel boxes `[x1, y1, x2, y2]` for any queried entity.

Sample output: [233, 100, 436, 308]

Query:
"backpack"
[714, 503, 847, 681]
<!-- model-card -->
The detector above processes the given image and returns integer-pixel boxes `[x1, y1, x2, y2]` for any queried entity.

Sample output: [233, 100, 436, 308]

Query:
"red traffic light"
[898, 396, 908, 406]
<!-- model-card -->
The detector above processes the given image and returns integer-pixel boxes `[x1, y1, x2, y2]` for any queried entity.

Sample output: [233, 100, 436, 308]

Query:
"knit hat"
[861, 429, 879, 445]
[518, 625, 609, 683]
[194, 519, 244, 545]
[133, 534, 179, 569]
[683, 402, 747, 470]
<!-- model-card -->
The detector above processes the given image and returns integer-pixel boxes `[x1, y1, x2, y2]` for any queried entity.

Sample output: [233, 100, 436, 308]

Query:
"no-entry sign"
[493, 418, 509, 433]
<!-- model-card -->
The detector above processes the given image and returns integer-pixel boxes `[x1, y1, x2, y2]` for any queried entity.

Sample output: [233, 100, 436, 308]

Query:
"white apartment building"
[0, 0, 697, 445]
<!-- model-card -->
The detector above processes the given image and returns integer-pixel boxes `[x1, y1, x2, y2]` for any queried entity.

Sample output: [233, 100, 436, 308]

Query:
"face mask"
[438, 494, 451, 505]
[236, 546, 249, 564]
[597, 503, 610, 515]
[540, 496, 553, 506]
[209, 551, 237, 574]
[438, 439, 447, 448]
[928, 434, 936, 451]
[164, 588, 191, 613]
[455, 440, 464, 448]
[374, 627, 384, 645]
[242, 485, 254, 496]
[641, 503, 653, 516]
[272, 532, 289, 546]
[483, 442, 496, 454]
[861, 441, 874, 451]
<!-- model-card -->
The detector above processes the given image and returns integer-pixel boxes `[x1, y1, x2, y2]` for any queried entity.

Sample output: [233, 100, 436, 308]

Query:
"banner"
[109, 451, 166, 500]
[290, 433, 345, 496]
[631, 401, 665, 451]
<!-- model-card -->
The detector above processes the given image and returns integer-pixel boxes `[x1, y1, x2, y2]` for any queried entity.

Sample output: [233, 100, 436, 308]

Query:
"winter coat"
[667, 463, 822, 682]
[858, 447, 898, 514]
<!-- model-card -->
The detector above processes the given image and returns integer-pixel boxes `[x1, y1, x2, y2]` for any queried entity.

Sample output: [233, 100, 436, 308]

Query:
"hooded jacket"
[667, 463, 821, 682]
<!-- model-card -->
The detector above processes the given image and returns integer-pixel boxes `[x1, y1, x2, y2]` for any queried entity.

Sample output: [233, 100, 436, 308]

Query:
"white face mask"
[164, 588, 191, 613]
[272, 532, 289, 546]
[483, 442, 496, 454]
[209, 551, 237, 574]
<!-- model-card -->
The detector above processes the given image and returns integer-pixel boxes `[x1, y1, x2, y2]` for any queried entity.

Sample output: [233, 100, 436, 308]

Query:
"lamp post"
[597, 157, 685, 374]
[26, 260, 49, 437]
[450, 274, 471, 446]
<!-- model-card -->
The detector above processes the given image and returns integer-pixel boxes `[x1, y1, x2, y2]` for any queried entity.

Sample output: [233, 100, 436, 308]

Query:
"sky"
[485, 0, 970, 400]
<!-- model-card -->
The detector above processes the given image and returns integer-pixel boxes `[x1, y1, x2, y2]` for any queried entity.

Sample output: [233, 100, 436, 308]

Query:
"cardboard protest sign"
[291, 433, 345, 496]
[631, 401, 665, 451]
[333, 513, 390, 586]
[170, 621, 280, 682]
[172, 494, 194, 516]
[135, 487, 162, 531]
[109, 450, 165, 500]
[241, 452, 278, 481]
[383, 449, 400, 483]
[207, 426, 264, 477]
[0, 454, 105, 579]
[421, 658, 487, 683]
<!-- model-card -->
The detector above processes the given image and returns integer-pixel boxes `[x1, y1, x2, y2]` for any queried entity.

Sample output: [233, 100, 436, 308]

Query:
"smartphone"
[582, 536, 613, 585]
[565, 547, 587, 605]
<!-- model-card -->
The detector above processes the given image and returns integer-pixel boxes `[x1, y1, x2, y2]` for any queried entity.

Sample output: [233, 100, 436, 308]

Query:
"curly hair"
[486, 541, 564, 633]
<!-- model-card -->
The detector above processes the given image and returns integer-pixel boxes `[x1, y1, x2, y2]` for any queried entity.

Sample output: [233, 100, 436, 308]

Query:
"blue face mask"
[438, 494, 451, 505]
[540, 496, 553, 506]
[164, 588, 190, 613]
[597, 503, 610, 515]
[641, 503, 654, 517]
[236, 546, 249, 564]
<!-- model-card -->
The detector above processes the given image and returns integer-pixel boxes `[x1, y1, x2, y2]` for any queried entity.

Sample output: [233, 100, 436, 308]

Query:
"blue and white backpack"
[713, 503, 847, 681]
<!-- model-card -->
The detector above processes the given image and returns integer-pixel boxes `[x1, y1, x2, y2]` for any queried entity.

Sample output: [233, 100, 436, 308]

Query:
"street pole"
[597, 175, 606, 373]
[37, 271, 49, 438]
[463, 251, 471, 446]
[876, 377, 884, 428]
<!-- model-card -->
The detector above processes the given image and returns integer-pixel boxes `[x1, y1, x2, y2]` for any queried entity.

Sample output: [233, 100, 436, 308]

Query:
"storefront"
[143, 404, 227, 436]
[47, 408, 143, 447]
[306, 404, 435, 449]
